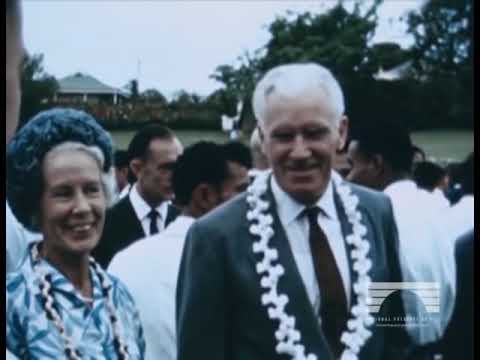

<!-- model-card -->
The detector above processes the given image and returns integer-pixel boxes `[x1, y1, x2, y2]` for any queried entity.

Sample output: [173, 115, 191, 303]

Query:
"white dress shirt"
[384, 180, 456, 344]
[6, 202, 41, 274]
[271, 176, 351, 313]
[117, 183, 132, 201]
[129, 184, 170, 236]
[108, 215, 195, 360]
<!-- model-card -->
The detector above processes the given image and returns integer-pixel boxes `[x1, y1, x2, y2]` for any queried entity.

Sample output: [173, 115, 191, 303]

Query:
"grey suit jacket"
[176, 178, 407, 360]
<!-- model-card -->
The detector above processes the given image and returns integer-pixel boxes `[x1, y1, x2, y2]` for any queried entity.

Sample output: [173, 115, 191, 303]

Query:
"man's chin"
[286, 186, 326, 206]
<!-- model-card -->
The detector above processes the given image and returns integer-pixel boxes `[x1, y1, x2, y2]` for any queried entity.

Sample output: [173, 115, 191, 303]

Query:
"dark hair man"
[93, 125, 183, 268]
[413, 161, 449, 192]
[108, 142, 236, 360]
[220, 141, 252, 201]
[347, 120, 415, 191]
[347, 119, 456, 355]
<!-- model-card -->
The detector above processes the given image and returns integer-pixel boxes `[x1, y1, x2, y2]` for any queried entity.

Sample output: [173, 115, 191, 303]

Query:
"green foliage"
[407, 0, 473, 128]
[407, 0, 472, 78]
[20, 53, 58, 125]
[210, 0, 472, 131]
[140, 88, 168, 105]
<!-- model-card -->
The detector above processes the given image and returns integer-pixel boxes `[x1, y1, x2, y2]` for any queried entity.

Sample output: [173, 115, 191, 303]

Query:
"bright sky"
[23, 0, 422, 98]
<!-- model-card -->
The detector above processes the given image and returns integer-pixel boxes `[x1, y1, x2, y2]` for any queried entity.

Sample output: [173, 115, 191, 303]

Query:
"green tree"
[141, 88, 168, 105]
[407, 0, 472, 78]
[258, 2, 381, 81]
[210, 52, 260, 114]
[407, 0, 473, 128]
[20, 53, 58, 125]
[367, 42, 411, 73]
[211, 2, 383, 130]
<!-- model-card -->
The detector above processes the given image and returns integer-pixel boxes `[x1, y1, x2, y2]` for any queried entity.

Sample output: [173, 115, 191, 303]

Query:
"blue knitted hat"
[7, 108, 114, 231]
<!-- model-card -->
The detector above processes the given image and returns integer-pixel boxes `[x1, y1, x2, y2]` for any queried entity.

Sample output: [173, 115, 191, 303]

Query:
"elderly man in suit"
[176, 63, 407, 360]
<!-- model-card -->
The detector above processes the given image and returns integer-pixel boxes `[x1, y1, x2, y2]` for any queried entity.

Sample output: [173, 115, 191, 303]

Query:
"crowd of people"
[6, 1, 474, 359]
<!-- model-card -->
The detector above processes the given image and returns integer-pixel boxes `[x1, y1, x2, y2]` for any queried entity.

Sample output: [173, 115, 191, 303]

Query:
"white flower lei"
[30, 243, 130, 360]
[246, 170, 375, 360]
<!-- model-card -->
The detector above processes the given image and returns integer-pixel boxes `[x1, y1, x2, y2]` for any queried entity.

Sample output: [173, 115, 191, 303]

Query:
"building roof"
[57, 73, 129, 96]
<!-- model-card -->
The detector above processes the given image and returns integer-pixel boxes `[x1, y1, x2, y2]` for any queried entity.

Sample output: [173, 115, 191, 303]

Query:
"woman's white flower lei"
[246, 170, 375, 360]
[30, 243, 130, 360]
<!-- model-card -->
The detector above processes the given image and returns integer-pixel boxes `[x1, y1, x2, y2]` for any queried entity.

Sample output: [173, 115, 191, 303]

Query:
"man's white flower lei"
[246, 170, 375, 360]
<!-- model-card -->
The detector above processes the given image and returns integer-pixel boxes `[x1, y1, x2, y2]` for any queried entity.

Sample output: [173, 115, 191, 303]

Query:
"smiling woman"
[6, 108, 146, 359]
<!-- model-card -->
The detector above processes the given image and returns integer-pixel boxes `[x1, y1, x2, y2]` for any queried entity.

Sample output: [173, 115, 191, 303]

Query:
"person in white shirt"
[6, 0, 26, 280]
[347, 118, 456, 353]
[6, 201, 42, 273]
[109, 142, 239, 360]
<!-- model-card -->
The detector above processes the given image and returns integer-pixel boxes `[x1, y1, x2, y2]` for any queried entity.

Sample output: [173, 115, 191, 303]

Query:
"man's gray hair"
[252, 63, 345, 127]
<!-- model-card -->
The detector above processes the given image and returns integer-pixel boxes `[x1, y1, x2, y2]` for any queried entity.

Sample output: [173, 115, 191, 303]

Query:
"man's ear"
[338, 115, 349, 151]
[258, 126, 265, 142]
[258, 126, 270, 157]
[192, 183, 218, 213]
[371, 154, 386, 176]
[130, 158, 143, 179]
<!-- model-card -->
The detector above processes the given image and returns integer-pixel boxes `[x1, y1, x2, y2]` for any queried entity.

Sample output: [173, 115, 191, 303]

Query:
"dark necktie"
[148, 209, 160, 236]
[304, 206, 348, 357]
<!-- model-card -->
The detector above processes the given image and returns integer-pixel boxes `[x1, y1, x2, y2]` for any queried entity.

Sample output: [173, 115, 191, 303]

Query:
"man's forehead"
[263, 95, 336, 122]
[146, 138, 180, 159]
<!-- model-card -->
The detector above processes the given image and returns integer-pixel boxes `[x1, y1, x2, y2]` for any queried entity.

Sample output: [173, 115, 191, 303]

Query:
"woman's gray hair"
[252, 63, 345, 128]
[46, 142, 116, 206]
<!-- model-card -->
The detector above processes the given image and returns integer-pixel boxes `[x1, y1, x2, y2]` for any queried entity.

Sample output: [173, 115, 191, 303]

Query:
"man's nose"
[290, 135, 310, 159]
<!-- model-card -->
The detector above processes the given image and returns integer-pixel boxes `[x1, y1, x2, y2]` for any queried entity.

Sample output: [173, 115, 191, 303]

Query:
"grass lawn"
[411, 130, 474, 162]
[110, 129, 474, 163]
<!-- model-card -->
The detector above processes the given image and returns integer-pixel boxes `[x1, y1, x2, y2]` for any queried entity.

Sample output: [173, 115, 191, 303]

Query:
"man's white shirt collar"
[271, 173, 338, 226]
[129, 183, 169, 223]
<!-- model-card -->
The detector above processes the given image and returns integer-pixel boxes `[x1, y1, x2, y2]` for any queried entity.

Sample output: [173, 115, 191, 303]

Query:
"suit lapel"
[165, 204, 180, 228]
[123, 197, 145, 240]
[262, 182, 334, 359]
